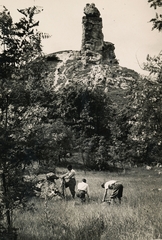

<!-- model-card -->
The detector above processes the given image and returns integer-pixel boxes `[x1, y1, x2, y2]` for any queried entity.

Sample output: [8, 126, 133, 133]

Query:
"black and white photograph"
[0, 0, 162, 239]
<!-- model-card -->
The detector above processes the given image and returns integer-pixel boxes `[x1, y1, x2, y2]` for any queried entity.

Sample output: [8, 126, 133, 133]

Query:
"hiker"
[61, 164, 76, 198]
[101, 180, 123, 204]
[76, 178, 90, 202]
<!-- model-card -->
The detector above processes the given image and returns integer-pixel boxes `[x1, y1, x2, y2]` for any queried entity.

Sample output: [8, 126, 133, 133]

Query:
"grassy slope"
[13, 166, 162, 240]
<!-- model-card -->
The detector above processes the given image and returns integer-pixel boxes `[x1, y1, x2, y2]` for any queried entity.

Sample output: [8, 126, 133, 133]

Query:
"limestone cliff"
[44, 3, 139, 103]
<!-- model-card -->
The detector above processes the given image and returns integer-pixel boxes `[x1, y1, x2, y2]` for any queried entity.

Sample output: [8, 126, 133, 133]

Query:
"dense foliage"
[148, 0, 162, 31]
[0, 6, 51, 238]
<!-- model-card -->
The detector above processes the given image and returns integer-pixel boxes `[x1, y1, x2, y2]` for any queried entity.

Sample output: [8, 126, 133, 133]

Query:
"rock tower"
[81, 3, 118, 64]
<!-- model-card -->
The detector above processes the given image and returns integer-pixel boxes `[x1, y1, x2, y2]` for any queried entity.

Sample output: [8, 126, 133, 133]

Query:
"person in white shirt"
[101, 180, 123, 204]
[76, 179, 90, 202]
[61, 165, 76, 198]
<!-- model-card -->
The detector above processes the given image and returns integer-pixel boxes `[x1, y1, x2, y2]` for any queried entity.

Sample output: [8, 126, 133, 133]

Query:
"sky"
[1, 0, 161, 75]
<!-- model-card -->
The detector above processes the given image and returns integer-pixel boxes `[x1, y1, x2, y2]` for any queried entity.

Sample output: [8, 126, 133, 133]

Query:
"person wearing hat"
[101, 180, 123, 204]
[76, 178, 90, 202]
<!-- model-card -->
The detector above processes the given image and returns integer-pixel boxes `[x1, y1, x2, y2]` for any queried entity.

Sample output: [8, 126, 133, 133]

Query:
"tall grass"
[13, 168, 162, 240]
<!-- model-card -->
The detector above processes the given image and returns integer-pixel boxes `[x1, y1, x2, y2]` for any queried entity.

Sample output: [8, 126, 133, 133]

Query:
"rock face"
[44, 4, 139, 94]
[81, 3, 118, 64]
[81, 3, 103, 53]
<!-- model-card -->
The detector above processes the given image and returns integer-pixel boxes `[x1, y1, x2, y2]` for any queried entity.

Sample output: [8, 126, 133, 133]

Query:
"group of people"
[61, 164, 123, 204]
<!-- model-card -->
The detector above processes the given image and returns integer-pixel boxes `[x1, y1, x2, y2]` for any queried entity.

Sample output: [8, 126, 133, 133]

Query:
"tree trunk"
[2, 172, 11, 229]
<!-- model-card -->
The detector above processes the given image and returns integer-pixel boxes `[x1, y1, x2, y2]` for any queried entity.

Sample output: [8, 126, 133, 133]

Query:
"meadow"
[13, 167, 162, 240]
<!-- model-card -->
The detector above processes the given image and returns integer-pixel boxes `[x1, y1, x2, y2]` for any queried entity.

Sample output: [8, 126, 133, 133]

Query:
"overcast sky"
[1, 0, 161, 75]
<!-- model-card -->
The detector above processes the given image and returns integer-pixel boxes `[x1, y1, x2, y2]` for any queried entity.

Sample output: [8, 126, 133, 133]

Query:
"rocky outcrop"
[83, 3, 101, 17]
[44, 4, 139, 93]
[102, 42, 117, 63]
[81, 3, 118, 64]
[81, 3, 103, 53]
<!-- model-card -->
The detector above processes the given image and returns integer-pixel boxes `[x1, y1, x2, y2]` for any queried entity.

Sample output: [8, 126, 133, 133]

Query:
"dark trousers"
[65, 178, 76, 198]
[111, 183, 123, 201]
[76, 190, 86, 202]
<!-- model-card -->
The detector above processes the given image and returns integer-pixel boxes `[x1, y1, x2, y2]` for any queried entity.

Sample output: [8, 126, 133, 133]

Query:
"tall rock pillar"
[81, 3, 103, 53]
[81, 3, 118, 64]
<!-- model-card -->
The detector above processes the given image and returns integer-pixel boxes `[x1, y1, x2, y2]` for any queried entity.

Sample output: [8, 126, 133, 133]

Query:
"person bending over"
[101, 180, 123, 204]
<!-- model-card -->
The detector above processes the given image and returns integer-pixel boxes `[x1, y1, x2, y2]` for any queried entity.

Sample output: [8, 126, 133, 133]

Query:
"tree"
[125, 0, 162, 166]
[125, 0, 162, 165]
[143, 0, 162, 80]
[0, 6, 49, 238]
[54, 81, 114, 169]
[148, 0, 162, 31]
[126, 77, 162, 165]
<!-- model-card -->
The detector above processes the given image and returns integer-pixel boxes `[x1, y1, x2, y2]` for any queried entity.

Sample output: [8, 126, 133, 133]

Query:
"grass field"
[13, 166, 162, 240]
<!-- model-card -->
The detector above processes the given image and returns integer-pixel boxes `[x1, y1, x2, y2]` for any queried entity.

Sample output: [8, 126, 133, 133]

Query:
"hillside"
[43, 3, 140, 109]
